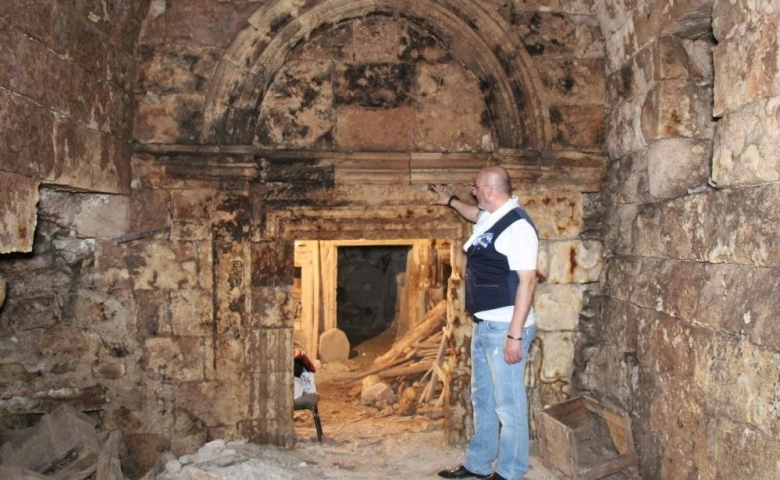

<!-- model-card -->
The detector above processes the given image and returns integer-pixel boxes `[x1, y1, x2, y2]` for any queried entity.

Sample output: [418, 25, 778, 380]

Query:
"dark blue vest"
[465, 207, 537, 315]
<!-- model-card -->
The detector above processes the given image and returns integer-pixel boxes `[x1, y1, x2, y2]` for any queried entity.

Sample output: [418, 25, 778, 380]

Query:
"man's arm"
[504, 269, 537, 364]
[429, 184, 481, 223]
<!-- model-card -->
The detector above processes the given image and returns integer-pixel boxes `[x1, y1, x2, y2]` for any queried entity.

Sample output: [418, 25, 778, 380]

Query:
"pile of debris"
[0, 405, 129, 479]
[349, 300, 451, 415]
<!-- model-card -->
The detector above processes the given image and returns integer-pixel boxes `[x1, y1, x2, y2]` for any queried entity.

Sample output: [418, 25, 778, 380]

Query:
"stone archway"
[200, 0, 550, 149]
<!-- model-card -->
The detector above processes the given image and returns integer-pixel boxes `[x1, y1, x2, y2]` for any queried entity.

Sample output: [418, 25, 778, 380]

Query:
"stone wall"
[0, 1, 609, 472]
[585, 0, 780, 477]
[0, 0, 149, 253]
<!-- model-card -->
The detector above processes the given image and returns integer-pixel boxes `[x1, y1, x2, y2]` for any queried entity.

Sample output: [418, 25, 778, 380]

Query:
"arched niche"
[201, 0, 549, 149]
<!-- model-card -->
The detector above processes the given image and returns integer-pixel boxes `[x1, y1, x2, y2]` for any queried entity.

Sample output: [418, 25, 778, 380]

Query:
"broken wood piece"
[96, 430, 124, 480]
[376, 361, 433, 378]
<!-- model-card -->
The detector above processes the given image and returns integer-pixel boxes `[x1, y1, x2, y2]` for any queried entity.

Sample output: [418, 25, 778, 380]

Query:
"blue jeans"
[463, 321, 537, 479]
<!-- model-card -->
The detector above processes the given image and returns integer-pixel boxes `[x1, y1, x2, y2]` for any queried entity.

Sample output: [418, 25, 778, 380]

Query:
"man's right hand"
[429, 184, 452, 205]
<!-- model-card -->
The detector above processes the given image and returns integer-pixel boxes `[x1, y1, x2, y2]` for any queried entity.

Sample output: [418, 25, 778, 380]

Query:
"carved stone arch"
[201, 0, 549, 149]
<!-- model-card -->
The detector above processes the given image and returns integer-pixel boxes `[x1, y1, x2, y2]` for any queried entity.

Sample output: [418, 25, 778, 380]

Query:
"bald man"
[431, 165, 539, 480]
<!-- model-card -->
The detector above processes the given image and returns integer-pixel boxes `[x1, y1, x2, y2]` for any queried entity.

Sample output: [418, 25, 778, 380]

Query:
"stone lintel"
[410, 152, 493, 185]
[131, 148, 605, 191]
[264, 205, 465, 241]
[334, 153, 410, 184]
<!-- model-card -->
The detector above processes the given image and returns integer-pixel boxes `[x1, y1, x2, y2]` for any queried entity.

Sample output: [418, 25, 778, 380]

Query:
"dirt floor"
[285, 331, 563, 480]
[151, 331, 632, 479]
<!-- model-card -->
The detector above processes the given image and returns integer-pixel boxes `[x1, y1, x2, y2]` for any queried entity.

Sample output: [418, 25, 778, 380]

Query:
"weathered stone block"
[255, 60, 335, 149]
[133, 290, 171, 338]
[250, 242, 293, 288]
[609, 202, 635, 253]
[576, 345, 637, 409]
[5, 294, 61, 332]
[702, 334, 780, 439]
[208, 337, 246, 388]
[334, 63, 417, 108]
[335, 106, 415, 152]
[250, 286, 292, 329]
[523, 191, 584, 240]
[626, 184, 780, 267]
[415, 63, 491, 152]
[546, 239, 604, 284]
[641, 79, 714, 141]
[137, 44, 221, 94]
[291, 22, 353, 62]
[712, 97, 780, 187]
[71, 194, 130, 239]
[609, 149, 650, 204]
[170, 189, 217, 242]
[353, 16, 405, 63]
[632, 3, 708, 52]
[0, 172, 39, 253]
[536, 57, 606, 104]
[603, 17, 637, 74]
[712, 0, 776, 41]
[52, 119, 125, 193]
[598, 298, 639, 352]
[535, 284, 583, 331]
[511, 10, 601, 57]
[606, 45, 653, 106]
[593, 0, 640, 40]
[647, 138, 711, 199]
[171, 410, 209, 459]
[605, 95, 646, 159]
[129, 188, 170, 235]
[171, 288, 213, 337]
[537, 331, 575, 383]
[127, 241, 204, 291]
[143, 337, 204, 382]
[605, 255, 643, 304]
[655, 36, 694, 81]
[36, 325, 100, 382]
[697, 264, 780, 351]
[549, 105, 605, 150]
[0, 89, 55, 178]
[704, 414, 780, 479]
[162, 1, 257, 48]
[713, 17, 780, 116]
[0, 362, 35, 385]
[134, 93, 205, 144]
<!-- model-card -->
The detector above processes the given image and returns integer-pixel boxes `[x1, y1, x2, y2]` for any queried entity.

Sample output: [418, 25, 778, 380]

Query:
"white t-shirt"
[466, 197, 539, 325]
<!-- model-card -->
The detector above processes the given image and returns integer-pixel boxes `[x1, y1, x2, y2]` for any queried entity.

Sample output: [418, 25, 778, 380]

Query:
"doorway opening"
[337, 245, 410, 355]
[292, 238, 453, 363]
[291, 238, 459, 442]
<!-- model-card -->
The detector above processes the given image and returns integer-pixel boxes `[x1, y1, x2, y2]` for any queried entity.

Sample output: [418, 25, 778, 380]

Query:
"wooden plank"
[95, 430, 123, 480]
[578, 452, 638, 480]
[543, 396, 588, 428]
[537, 409, 578, 478]
[310, 241, 321, 361]
[320, 242, 338, 332]
[601, 405, 634, 455]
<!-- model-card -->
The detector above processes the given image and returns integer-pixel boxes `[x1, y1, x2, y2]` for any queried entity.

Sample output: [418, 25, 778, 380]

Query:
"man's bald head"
[477, 165, 512, 196]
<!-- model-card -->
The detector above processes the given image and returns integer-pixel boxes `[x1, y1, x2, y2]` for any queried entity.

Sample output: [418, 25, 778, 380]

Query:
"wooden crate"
[536, 396, 638, 480]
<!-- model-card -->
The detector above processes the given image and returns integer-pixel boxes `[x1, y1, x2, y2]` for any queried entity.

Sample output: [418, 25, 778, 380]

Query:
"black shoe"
[437, 464, 491, 479]
[483, 474, 508, 480]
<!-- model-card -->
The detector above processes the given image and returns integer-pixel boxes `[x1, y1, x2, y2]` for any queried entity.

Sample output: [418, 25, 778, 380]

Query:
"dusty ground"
[151, 332, 569, 479]
[287, 340, 564, 480]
